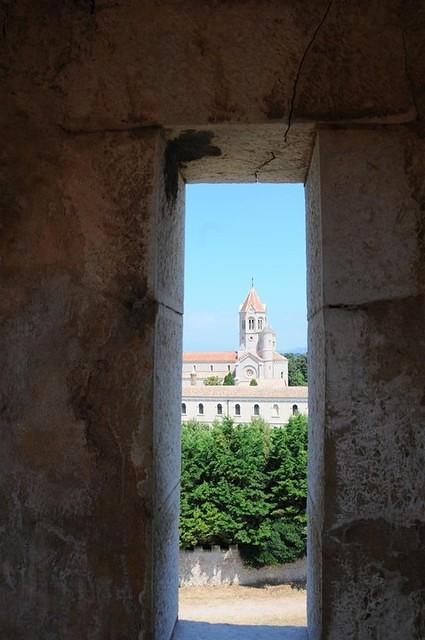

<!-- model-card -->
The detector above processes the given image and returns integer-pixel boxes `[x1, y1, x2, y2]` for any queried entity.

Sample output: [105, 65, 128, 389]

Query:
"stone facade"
[182, 385, 307, 426]
[182, 287, 301, 425]
[182, 351, 238, 386]
[182, 286, 289, 386]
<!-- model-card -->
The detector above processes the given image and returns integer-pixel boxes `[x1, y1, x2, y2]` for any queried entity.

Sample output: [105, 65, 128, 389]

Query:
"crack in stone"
[254, 151, 276, 182]
[158, 300, 183, 317]
[283, 0, 335, 144]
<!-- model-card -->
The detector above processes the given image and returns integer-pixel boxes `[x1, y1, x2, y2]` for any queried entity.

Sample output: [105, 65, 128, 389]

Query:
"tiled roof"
[182, 385, 308, 399]
[183, 351, 238, 363]
[273, 353, 287, 361]
[239, 287, 266, 313]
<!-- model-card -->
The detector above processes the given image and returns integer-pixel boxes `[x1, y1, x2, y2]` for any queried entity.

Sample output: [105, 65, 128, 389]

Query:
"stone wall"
[3, 2, 425, 639]
[179, 546, 306, 587]
[306, 127, 425, 640]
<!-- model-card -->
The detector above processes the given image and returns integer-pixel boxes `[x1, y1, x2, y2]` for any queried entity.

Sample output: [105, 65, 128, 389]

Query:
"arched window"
[273, 404, 279, 417]
[292, 404, 299, 416]
[248, 317, 255, 330]
[235, 404, 241, 416]
[182, 403, 186, 415]
[227, 364, 231, 371]
[198, 403, 204, 415]
[217, 403, 223, 415]
[192, 364, 196, 372]
[210, 364, 214, 372]
[281, 371, 284, 379]
[253, 403, 260, 416]
[258, 318, 263, 330]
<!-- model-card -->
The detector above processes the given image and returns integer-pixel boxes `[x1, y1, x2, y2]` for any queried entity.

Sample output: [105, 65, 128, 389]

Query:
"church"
[183, 285, 288, 386]
[182, 286, 308, 424]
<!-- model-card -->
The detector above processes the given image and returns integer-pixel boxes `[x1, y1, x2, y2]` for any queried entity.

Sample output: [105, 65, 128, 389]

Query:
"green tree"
[284, 353, 308, 386]
[180, 420, 218, 547]
[249, 378, 258, 386]
[204, 375, 222, 386]
[223, 371, 235, 385]
[180, 418, 270, 549]
[179, 415, 308, 568]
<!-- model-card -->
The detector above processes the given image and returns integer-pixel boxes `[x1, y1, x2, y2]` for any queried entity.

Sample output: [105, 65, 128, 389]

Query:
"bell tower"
[239, 283, 267, 354]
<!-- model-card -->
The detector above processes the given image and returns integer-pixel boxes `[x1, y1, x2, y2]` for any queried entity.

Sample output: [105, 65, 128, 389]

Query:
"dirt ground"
[179, 584, 307, 626]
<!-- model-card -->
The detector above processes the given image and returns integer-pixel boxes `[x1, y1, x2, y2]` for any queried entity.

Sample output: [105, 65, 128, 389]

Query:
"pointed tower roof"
[239, 287, 266, 313]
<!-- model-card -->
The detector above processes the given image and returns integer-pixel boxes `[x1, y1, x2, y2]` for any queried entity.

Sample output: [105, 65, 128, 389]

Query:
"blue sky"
[183, 183, 307, 353]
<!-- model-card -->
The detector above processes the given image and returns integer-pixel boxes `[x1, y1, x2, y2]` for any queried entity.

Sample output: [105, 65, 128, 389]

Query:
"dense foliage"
[180, 415, 307, 567]
[204, 375, 223, 386]
[284, 353, 308, 386]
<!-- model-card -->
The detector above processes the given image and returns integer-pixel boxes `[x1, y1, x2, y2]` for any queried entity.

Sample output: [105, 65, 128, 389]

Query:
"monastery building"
[182, 286, 308, 424]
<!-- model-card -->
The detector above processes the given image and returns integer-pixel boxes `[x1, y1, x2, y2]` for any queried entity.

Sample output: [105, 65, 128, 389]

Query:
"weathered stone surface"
[153, 302, 184, 640]
[306, 128, 425, 640]
[0, 126, 184, 639]
[166, 124, 315, 183]
[305, 311, 325, 640]
[179, 547, 306, 587]
[3, 3, 425, 639]
[3, 1, 414, 128]
[2, 1, 422, 183]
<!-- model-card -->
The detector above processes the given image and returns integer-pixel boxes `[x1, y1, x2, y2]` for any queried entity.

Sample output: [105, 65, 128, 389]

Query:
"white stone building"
[181, 385, 308, 425]
[182, 286, 308, 424]
[182, 286, 288, 386]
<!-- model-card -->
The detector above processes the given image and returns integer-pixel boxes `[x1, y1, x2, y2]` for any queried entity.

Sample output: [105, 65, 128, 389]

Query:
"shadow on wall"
[173, 621, 308, 639]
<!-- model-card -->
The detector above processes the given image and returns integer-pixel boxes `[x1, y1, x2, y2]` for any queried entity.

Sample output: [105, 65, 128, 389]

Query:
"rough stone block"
[307, 127, 425, 640]
[0, 125, 184, 640]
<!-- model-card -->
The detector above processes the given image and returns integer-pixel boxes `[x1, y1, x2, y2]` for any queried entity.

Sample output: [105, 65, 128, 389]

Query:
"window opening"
[181, 183, 308, 633]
